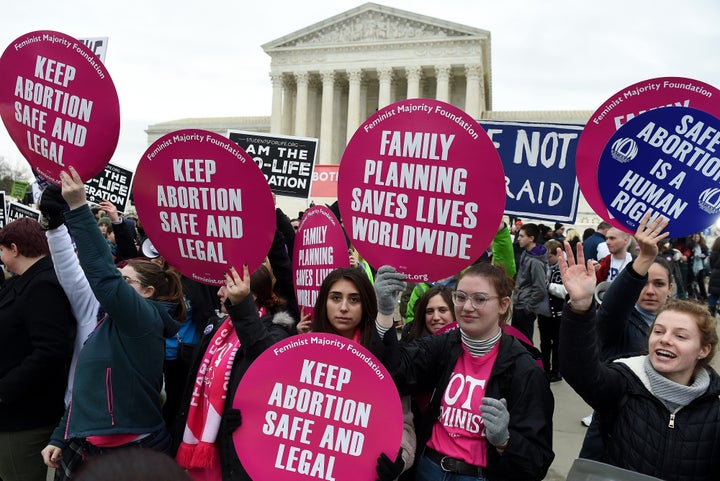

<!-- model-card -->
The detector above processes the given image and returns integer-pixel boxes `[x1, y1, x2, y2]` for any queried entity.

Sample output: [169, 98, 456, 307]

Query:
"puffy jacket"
[512, 244, 548, 313]
[595, 261, 651, 361]
[561, 304, 720, 480]
[708, 248, 720, 297]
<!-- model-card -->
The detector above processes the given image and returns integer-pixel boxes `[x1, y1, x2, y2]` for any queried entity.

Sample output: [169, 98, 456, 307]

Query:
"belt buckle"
[439, 456, 455, 473]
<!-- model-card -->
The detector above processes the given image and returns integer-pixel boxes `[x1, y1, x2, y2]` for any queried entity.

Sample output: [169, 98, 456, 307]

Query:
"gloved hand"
[38, 185, 69, 230]
[221, 408, 242, 435]
[375, 448, 404, 481]
[374, 265, 406, 315]
[481, 397, 510, 447]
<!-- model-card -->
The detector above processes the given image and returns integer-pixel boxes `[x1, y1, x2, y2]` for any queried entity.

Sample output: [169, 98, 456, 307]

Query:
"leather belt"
[425, 447, 486, 477]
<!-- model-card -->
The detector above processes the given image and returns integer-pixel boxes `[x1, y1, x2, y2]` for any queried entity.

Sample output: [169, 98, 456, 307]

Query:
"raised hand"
[59, 166, 87, 209]
[224, 264, 251, 305]
[633, 210, 670, 276]
[557, 241, 595, 311]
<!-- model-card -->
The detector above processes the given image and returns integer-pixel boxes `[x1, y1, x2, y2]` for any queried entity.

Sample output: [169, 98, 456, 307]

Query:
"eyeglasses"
[451, 291, 499, 310]
[122, 275, 143, 286]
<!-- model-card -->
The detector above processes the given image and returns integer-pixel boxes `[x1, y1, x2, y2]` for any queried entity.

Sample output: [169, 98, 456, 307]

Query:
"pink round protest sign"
[0, 30, 120, 185]
[576, 77, 720, 229]
[338, 99, 505, 282]
[233, 333, 403, 481]
[133, 129, 275, 285]
[293, 205, 350, 319]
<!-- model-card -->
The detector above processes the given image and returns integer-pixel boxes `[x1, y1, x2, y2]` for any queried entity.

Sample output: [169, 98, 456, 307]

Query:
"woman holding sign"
[307, 267, 416, 481]
[41, 167, 187, 473]
[374, 263, 554, 481]
[172, 259, 295, 481]
[559, 235, 720, 479]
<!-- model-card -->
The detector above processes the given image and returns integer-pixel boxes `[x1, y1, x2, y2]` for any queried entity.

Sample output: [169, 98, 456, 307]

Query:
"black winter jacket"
[0, 256, 75, 430]
[596, 261, 651, 361]
[561, 304, 720, 480]
[707, 248, 720, 297]
[379, 329, 554, 481]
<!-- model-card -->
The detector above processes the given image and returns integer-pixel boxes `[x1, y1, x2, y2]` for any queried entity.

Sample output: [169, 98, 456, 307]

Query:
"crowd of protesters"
[1, 169, 719, 481]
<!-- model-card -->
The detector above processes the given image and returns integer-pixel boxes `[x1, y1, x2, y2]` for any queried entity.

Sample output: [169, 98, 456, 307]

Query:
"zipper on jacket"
[106, 368, 115, 426]
[668, 412, 675, 428]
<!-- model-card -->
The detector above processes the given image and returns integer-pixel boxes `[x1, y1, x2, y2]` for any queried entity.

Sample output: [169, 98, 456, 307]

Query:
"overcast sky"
[1, 0, 719, 174]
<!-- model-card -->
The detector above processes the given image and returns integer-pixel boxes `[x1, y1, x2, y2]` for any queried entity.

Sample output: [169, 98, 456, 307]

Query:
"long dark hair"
[406, 285, 454, 342]
[312, 268, 377, 347]
[251, 263, 286, 312]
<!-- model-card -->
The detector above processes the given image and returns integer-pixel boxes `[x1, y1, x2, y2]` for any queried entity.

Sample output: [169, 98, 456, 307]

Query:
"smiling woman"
[559, 216, 720, 479]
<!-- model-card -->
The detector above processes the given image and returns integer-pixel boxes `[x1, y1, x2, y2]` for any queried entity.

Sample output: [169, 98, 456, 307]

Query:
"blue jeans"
[416, 455, 488, 481]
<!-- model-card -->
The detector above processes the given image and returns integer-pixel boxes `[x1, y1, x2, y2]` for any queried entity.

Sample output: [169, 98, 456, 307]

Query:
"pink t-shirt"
[427, 343, 500, 467]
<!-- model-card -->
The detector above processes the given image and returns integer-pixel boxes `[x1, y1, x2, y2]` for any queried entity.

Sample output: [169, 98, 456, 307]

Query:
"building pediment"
[262, 2, 489, 51]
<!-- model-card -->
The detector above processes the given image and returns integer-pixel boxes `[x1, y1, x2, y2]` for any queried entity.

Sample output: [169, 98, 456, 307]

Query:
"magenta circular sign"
[0, 31, 120, 185]
[576, 77, 720, 229]
[293, 205, 350, 319]
[233, 333, 403, 481]
[338, 99, 505, 282]
[133, 129, 275, 285]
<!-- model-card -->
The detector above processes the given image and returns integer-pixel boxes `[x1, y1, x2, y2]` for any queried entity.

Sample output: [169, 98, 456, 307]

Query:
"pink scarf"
[176, 316, 241, 469]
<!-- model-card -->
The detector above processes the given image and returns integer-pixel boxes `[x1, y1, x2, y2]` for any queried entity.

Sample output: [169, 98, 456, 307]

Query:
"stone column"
[406, 66, 422, 99]
[377, 67, 393, 109]
[308, 77, 320, 138]
[464, 64, 483, 118]
[346, 69, 362, 142]
[319, 70, 335, 165]
[270, 72, 284, 133]
[282, 78, 293, 135]
[435, 65, 451, 103]
[294, 71, 309, 137]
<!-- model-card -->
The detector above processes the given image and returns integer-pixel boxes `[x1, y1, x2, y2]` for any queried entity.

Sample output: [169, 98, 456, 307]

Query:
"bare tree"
[0, 156, 33, 195]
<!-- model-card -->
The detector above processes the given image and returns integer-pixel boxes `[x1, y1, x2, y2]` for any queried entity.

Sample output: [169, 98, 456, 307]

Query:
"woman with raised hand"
[375, 264, 554, 481]
[578, 212, 676, 459]
[42, 167, 186, 476]
[559, 218, 720, 480]
[172, 262, 295, 481]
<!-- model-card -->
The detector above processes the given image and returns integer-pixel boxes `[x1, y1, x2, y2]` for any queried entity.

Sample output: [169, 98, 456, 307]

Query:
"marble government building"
[146, 2, 601, 227]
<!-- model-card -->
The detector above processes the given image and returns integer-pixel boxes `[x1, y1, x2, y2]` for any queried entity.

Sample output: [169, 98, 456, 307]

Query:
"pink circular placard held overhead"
[0, 30, 120, 185]
[576, 77, 720, 229]
[133, 129, 276, 285]
[338, 99, 505, 283]
[233, 333, 403, 481]
[293, 205, 350, 319]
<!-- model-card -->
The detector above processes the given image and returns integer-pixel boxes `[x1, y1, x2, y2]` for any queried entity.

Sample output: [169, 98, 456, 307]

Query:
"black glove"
[375, 448, 404, 481]
[38, 185, 69, 230]
[221, 408, 242, 436]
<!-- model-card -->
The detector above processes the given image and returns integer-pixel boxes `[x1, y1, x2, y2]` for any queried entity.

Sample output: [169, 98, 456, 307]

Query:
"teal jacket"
[51, 204, 179, 445]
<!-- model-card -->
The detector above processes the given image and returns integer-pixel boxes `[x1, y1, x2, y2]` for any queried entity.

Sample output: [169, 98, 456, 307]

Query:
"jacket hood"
[270, 310, 296, 329]
[528, 244, 548, 259]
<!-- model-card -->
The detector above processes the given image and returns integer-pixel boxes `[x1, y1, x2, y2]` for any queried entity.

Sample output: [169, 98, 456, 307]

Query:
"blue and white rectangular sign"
[479, 120, 583, 223]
